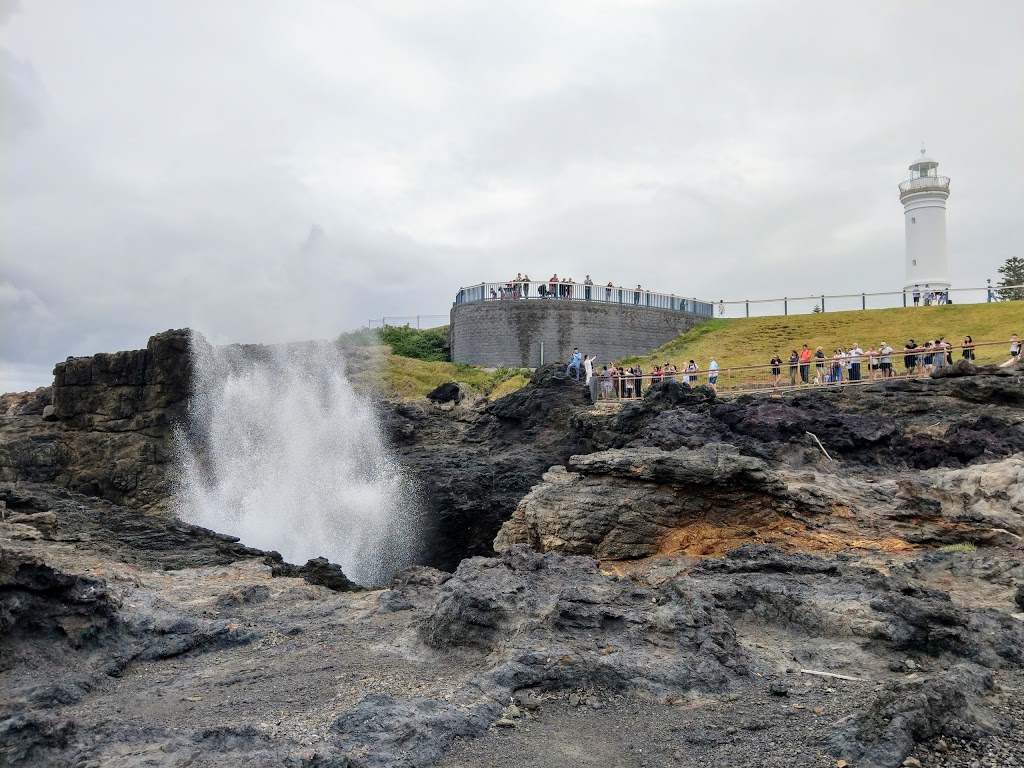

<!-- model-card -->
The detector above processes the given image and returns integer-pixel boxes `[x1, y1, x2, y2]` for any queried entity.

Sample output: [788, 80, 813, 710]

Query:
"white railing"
[898, 176, 950, 195]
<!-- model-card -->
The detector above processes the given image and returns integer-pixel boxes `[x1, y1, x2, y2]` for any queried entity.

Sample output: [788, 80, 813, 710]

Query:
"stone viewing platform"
[450, 279, 713, 367]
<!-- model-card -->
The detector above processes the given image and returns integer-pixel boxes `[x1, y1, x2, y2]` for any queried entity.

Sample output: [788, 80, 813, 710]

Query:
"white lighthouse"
[900, 148, 951, 294]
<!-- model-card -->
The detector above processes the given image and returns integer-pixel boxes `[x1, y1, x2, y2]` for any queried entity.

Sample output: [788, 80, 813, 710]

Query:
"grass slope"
[620, 302, 1023, 372]
[350, 351, 531, 401]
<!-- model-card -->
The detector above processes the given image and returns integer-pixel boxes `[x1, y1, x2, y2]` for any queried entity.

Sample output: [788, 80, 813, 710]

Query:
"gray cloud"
[2, 0, 1022, 392]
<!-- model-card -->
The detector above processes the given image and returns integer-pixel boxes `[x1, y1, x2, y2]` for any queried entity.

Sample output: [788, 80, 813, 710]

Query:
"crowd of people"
[566, 348, 721, 399]
[909, 284, 951, 306]
[783, 338, 972, 386]
[565, 333, 1021, 399]
[491, 273, 655, 304]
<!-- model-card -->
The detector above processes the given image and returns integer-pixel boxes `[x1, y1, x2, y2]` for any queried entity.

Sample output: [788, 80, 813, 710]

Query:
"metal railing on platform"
[710, 284, 1023, 319]
[453, 281, 715, 316]
[584, 339, 1020, 402]
[451, 282, 1022, 320]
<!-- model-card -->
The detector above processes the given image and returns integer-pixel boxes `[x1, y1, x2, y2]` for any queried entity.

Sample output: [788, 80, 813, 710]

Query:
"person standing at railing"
[912, 285, 921, 306]
[584, 276, 593, 301]
[718, 300, 725, 317]
[549, 274, 558, 298]
[685, 360, 699, 387]
[605, 282, 613, 302]
[1009, 334, 1020, 361]
[849, 343, 863, 381]
[598, 366, 613, 399]
[879, 343, 894, 377]
[788, 351, 799, 387]
[962, 335, 975, 361]
[813, 347, 826, 385]
[634, 285, 642, 305]
[830, 349, 844, 384]
[903, 340, 917, 377]
[933, 339, 947, 370]
[522, 274, 530, 298]
[708, 358, 720, 392]
[799, 345, 811, 384]
[634, 364, 643, 397]
[623, 368, 635, 399]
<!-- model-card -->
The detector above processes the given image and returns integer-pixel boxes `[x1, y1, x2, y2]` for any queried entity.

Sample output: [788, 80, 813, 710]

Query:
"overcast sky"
[2, 0, 1022, 392]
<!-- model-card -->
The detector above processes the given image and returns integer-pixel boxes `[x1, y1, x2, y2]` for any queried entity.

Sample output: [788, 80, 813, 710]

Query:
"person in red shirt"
[798, 344, 812, 384]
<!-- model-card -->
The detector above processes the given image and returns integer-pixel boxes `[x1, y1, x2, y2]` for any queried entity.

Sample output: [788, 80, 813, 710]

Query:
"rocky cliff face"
[1, 329, 197, 509]
[495, 369, 1024, 561]
[2, 334, 1023, 767]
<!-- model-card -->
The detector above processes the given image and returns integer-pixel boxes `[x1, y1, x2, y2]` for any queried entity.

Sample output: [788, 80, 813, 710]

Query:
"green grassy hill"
[349, 351, 531, 400]
[347, 302, 1019, 399]
[620, 302, 1022, 373]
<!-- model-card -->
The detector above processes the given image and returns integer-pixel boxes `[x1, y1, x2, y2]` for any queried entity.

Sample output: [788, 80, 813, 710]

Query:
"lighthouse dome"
[909, 149, 939, 172]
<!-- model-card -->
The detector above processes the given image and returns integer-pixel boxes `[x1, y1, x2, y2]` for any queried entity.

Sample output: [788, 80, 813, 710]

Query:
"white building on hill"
[900, 149, 951, 294]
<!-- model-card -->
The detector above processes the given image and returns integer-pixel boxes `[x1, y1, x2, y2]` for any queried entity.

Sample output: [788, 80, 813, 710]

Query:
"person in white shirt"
[848, 343, 863, 381]
[707, 358, 719, 392]
[879, 343, 894, 378]
[583, 355, 595, 384]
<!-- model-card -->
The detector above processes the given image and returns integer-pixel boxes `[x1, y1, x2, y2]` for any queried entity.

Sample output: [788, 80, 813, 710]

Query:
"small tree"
[811, 304, 823, 314]
[997, 256, 1024, 301]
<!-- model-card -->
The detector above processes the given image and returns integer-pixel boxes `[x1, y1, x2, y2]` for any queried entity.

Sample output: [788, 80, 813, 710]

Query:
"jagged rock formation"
[0, 329, 196, 509]
[1, 332, 1023, 767]
[496, 365, 1024, 561]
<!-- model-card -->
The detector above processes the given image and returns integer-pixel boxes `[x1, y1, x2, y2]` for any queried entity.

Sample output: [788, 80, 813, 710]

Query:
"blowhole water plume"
[177, 338, 419, 587]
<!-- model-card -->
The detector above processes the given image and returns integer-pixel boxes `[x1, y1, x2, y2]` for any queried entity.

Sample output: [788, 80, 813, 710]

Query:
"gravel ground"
[439, 680, 867, 768]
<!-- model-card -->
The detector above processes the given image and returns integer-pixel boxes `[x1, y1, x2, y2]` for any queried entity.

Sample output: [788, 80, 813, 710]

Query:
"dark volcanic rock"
[0, 482, 359, 591]
[51, 328, 197, 430]
[711, 394, 897, 453]
[494, 445, 809, 559]
[830, 664, 995, 768]
[691, 543, 842, 576]
[287, 557, 358, 592]
[0, 389, 52, 418]
[889, 415, 1024, 469]
[417, 545, 752, 696]
[395, 364, 606, 571]
[1, 329, 200, 509]
[425, 382, 464, 404]
[689, 546, 1024, 670]
[327, 694, 500, 768]
[0, 546, 257, 717]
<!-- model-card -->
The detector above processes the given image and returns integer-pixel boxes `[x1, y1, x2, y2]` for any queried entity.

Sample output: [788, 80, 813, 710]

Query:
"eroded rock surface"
[1, 334, 1023, 767]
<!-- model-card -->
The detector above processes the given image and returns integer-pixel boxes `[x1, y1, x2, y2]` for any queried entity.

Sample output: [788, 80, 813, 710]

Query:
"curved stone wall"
[450, 300, 709, 368]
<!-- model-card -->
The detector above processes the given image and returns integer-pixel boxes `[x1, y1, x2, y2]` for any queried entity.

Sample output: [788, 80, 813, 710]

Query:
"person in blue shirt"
[565, 348, 582, 381]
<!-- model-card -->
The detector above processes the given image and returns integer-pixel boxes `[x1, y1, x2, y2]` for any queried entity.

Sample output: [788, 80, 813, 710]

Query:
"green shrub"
[375, 325, 451, 362]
